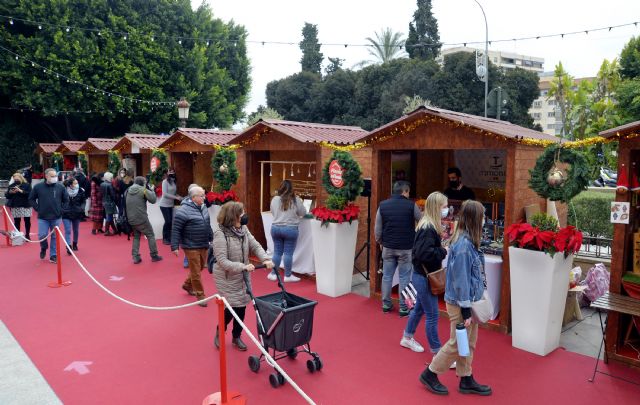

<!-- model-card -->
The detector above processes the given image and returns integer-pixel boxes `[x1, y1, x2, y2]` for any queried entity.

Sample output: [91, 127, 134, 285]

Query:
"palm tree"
[355, 28, 406, 68]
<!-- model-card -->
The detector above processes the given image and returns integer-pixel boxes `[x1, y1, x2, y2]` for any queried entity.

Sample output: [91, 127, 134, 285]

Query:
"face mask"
[449, 180, 459, 189]
[240, 214, 249, 226]
[14, 180, 21, 185]
[73, 185, 79, 190]
[441, 208, 449, 219]
[47, 177, 58, 184]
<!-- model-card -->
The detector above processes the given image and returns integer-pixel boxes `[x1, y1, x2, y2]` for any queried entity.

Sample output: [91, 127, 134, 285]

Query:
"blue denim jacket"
[444, 233, 486, 308]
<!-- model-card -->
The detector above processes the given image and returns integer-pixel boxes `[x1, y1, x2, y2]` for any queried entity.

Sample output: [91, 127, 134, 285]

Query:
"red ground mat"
[1, 221, 639, 404]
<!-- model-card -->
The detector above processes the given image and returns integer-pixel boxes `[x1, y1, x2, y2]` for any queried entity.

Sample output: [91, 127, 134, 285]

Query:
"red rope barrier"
[2, 206, 11, 246]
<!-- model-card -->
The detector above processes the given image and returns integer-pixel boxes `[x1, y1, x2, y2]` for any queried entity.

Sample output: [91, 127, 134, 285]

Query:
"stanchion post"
[202, 297, 246, 405]
[2, 206, 11, 246]
[48, 226, 71, 288]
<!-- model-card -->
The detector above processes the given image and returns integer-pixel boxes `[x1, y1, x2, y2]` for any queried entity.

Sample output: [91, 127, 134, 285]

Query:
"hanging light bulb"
[38, 25, 42, 30]
[9, 19, 14, 25]
[269, 164, 272, 177]
[66, 27, 70, 32]
[290, 163, 294, 177]
[151, 36, 154, 41]
[297, 164, 300, 174]
[312, 165, 316, 175]
[178, 39, 182, 45]
[308, 164, 311, 178]
[206, 40, 210, 46]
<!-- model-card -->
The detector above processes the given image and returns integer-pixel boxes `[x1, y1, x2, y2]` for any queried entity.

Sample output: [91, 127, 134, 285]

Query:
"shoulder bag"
[471, 290, 493, 324]
[424, 266, 446, 295]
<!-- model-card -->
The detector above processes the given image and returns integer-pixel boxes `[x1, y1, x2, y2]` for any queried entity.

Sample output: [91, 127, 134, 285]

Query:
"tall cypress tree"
[405, 0, 441, 60]
[299, 22, 323, 74]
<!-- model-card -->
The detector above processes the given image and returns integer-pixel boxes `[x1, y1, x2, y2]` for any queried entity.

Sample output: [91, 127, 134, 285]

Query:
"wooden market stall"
[600, 120, 640, 368]
[35, 143, 61, 170]
[78, 138, 120, 175]
[159, 128, 239, 196]
[361, 106, 564, 333]
[230, 119, 371, 276]
[55, 141, 86, 171]
[110, 133, 168, 179]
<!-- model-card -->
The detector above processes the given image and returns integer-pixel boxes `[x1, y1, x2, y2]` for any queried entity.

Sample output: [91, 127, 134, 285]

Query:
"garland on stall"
[51, 152, 63, 171]
[148, 148, 169, 186]
[77, 151, 88, 173]
[528, 144, 591, 203]
[208, 147, 239, 205]
[311, 150, 364, 226]
[107, 150, 121, 176]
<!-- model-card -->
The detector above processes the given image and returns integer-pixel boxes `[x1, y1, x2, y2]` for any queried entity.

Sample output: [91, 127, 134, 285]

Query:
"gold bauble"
[219, 163, 228, 173]
[547, 168, 566, 187]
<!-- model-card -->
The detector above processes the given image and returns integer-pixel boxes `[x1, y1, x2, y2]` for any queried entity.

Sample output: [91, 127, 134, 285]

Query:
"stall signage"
[329, 160, 344, 188]
[611, 202, 630, 224]
[150, 156, 160, 173]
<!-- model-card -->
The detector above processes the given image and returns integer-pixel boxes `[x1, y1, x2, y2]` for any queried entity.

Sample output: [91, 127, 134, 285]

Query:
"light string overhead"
[1, 14, 638, 49]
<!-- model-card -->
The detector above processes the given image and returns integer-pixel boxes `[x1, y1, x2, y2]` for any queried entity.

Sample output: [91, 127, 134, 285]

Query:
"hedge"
[567, 190, 614, 239]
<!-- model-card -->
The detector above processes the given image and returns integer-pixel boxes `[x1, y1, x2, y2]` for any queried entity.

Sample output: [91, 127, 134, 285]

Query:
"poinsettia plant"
[505, 221, 583, 258]
[311, 203, 360, 226]
[206, 189, 238, 205]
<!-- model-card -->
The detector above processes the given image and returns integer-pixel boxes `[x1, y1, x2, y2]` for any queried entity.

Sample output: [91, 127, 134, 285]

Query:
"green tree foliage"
[548, 62, 574, 138]
[568, 191, 614, 238]
[618, 37, 640, 122]
[0, 0, 250, 143]
[619, 36, 640, 79]
[246, 106, 283, 127]
[325, 57, 344, 75]
[0, 119, 35, 178]
[405, 0, 441, 60]
[363, 28, 406, 65]
[266, 71, 321, 122]
[299, 22, 323, 74]
[501, 68, 540, 128]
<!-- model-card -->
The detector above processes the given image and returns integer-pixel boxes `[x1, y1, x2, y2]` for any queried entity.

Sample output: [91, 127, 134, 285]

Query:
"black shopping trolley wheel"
[248, 355, 260, 373]
[286, 348, 298, 359]
[277, 372, 285, 385]
[269, 373, 282, 388]
[306, 359, 317, 373]
[314, 357, 323, 371]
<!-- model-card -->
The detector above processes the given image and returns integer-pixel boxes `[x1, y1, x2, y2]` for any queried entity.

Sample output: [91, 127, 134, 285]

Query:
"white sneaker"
[284, 275, 301, 282]
[267, 272, 277, 281]
[400, 336, 425, 353]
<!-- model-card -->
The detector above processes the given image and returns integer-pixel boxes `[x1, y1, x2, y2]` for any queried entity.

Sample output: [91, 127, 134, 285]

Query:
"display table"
[261, 212, 315, 274]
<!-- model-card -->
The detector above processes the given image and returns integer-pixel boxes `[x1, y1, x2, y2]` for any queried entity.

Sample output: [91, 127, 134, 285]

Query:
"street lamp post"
[473, 0, 489, 118]
[177, 97, 190, 127]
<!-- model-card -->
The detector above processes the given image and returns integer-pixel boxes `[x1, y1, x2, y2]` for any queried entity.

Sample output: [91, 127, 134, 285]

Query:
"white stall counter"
[261, 212, 315, 275]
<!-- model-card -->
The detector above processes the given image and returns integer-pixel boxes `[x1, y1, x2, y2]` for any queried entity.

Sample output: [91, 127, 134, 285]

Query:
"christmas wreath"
[51, 152, 63, 171]
[311, 150, 364, 226]
[148, 148, 169, 186]
[77, 151, 88, 173]
[211, 147, 239, 192]
[528, 144, 591, 203]
[107, 150, 121, 176]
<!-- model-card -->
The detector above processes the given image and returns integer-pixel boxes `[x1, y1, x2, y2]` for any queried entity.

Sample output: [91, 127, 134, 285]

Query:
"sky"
[201, 0, 640, 120]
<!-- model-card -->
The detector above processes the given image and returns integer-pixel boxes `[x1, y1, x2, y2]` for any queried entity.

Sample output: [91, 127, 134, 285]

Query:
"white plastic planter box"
[208, 204, 222, 234]
[147, 201, 164, 241]
[310, 220, 358, 297]
[509, 246, 573, 356]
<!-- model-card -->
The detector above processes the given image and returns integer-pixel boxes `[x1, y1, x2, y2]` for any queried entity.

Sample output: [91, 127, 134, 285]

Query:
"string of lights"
[0, 44, 176, 107]
[1, 14, 638, 49]
[0, 105, 155, 115]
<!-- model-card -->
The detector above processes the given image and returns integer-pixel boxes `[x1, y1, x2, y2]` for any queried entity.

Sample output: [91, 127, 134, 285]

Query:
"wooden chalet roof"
[600, 120, 640, 139]
[234, 119, 368, 145]
[362, 106, 560, 145]
[56, 141, 85, 153]
[79, 138, 120, 152]
[160, 128, 240, 149]
[112, 133, 168, 151]
[37, 143, 61, 154]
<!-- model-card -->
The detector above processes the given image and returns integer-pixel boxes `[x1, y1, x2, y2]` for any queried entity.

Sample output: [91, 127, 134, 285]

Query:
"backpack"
[117, 189, 133, 240]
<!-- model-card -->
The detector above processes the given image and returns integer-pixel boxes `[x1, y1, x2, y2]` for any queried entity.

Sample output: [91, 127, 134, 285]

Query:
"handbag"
[425, 266, 446, 295]
[471, 290, 493, 324]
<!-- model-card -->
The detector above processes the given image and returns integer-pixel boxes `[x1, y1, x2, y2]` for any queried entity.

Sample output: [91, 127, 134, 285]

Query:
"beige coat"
[212, 225, 269, 307]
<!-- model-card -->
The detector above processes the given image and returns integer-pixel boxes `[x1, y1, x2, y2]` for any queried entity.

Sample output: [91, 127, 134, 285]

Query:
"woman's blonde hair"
[416, 192, 448, 235]
[217, 201, 244, 228]
[12, 172, 27, 183]
[451, 200, 485, 248]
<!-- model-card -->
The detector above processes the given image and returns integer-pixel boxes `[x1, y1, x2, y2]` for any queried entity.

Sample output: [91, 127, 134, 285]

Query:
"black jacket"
[378, 194, 417, 250]
[412, 226, 447, 277]
[6, 182, 31, 208]
[62, 188, 87, 220]
[28, 182, 69, 219]
[100, 181, 116, 205]
[171, 200, 213, 250]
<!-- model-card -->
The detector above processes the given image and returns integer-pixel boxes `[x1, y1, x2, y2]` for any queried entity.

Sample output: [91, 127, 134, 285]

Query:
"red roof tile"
[600, 120, 640, 138]
[238, 119, 368, 145]
[80, 138, 120, 151]
[363, 106, 560, 144]
[37, 143, 61, 153]
[122, 133, 169, 150]
[168, 128, 240, 146]
[57, 141, 86, 153]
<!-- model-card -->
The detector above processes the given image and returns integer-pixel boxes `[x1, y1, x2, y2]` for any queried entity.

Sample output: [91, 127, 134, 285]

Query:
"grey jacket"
[212, 225, 269, 307]
[125, 184, 157, 225]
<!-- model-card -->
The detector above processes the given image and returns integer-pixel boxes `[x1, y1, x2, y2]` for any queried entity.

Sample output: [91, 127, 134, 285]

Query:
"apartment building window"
[532, 112, 541, 119]
[540, 90, 548, 96]
[547, 124, 555, 129]
[502, 57, 515, 64]
[547, 111, 555, 117]
[548, 99, 556, 106]
[533, 101, 542, 108]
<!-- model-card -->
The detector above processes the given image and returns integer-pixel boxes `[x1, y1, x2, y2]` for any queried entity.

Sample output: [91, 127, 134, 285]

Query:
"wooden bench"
[589, 292, 640, 385]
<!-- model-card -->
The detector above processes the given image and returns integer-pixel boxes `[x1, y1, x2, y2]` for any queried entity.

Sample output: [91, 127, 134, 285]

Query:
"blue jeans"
[403, 272, 442, 353]
[381, 247, 413, 311]
[38, 218, 61, 257]
[62, 218, 81, 246]
[270, 225, 299, 277]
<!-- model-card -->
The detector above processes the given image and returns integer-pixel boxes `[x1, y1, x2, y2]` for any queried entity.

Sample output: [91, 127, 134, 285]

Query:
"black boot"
[419, 367, 448, 395]
[72, 243, 78, 251]
[459, 375, 492, 396]
[232, 337, 247, 351]
[214, 327, 220, 349]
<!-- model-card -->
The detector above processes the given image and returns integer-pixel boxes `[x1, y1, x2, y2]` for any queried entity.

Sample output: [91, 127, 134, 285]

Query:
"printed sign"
[611, 202, 630, 224]
[329, 160, 344, 188]
[150, 156, 160, 173]
[454, 150, 507, 189]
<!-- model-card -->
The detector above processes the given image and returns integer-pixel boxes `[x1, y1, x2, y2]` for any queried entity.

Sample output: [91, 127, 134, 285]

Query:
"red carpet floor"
[1, 220, 639, 404]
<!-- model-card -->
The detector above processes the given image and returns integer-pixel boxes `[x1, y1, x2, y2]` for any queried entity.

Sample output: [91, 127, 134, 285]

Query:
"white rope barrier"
[51, 226, 317, 404]
[2, 205, 55, 243]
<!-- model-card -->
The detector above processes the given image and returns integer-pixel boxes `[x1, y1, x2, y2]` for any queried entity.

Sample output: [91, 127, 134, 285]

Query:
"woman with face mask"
[159, 169, 183, 245]
[211, 201, 273, 351]
[400, 192, 451, 364]
[6, 172, 32, 239]
[62, 178, 87, 252]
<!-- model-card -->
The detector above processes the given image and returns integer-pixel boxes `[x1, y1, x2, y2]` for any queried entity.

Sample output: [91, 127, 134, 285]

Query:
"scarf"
[230, 225, 246, 239]
[67, 187, 79, 198]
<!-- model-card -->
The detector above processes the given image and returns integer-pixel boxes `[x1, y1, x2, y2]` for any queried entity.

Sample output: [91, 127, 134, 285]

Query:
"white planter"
[310, 220, 358, 297]
[147, 202, 164, 241]
[509, 247, 573, 356]
[208, 204, 222, 234]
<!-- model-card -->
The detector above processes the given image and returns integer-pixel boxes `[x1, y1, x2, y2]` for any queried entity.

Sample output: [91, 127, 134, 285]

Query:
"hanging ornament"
[297, 164, 300, 174]
[312, 165, 316, 175]
[617, 163, 629, 194]
[290, 163, 294, 177]
[269, 163, 272, 177]
[219, 163, 228, 173]
[308, 164, 312, 178]
[546, 167, 566, 187]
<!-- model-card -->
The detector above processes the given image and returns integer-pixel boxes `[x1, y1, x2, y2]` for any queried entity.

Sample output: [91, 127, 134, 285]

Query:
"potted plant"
[505, 213, 583, 356]
[310, 151, 364, 297]
[207, 147, 239, 232]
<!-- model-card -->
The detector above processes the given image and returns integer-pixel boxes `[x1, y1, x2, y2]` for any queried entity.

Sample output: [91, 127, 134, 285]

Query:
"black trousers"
[223, 306, 246, 338]
[14, 217, 31, 239]
[159, 206, 173, 242]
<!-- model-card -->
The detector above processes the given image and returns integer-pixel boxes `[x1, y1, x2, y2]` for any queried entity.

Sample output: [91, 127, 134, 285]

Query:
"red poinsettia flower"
[505, 221, 583, 257]
[206, 190, 238, 205]
[311, 203, 360, 226]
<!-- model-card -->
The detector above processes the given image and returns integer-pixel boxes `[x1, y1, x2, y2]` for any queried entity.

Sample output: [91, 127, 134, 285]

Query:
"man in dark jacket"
[171, 186, 213, 307]
[374, 181, 422, 317]
[125, 176, 162, 264]
[28, 168, 69, 263]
